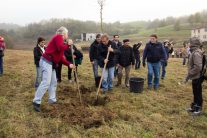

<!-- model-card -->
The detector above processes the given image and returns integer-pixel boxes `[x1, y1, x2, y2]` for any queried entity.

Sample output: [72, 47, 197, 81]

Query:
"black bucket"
[129, 77, 144, 93]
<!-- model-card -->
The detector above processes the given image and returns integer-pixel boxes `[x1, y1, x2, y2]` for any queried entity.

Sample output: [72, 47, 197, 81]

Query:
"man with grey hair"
[185, 37, 205, 115]
[32, 26, 75, 112]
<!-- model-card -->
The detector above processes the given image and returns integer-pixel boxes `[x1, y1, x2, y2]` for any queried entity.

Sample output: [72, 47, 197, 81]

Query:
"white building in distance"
[191, 27, 207, 42]
[81, 33, 102, 41]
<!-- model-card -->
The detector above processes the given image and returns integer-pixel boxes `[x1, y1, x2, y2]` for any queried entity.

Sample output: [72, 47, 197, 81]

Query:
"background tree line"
[0, 10, 207, 48]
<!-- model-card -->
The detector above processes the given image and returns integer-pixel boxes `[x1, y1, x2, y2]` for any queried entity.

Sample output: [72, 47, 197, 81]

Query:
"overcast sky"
[0, 0, 207, 25]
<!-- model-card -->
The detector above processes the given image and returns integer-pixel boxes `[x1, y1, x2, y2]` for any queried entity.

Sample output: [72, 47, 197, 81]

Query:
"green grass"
[0, 49, 207, 137]
[121, 24, 191, 48]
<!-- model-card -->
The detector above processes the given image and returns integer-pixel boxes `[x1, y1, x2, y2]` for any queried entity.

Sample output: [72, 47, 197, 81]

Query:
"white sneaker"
[192, 110, 201, 116]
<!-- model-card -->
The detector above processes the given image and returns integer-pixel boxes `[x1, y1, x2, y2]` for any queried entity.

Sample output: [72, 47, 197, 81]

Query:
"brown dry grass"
[0, 49, 207, 138]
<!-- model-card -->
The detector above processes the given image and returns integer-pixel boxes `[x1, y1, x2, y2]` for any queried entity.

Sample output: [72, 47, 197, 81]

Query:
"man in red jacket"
[33, 26, 75, 112]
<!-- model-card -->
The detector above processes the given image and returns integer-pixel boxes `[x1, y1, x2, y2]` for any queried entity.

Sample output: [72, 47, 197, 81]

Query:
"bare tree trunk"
[98, 0, 105, 33]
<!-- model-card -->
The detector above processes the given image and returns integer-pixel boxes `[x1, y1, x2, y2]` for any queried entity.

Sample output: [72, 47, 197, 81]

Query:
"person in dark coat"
[116, 39, 135, 87]
[160, 40, 170, 80]
[133, 41, 142, 70]
[33, 37, 46, 90]
[112, 35, 122, 78]
[89, 34, 101, 83]
[142, 34, 167, 90]
[56, 39, 83, 83]
[98, 34, 120, 93]
[64, 40, 83, 82]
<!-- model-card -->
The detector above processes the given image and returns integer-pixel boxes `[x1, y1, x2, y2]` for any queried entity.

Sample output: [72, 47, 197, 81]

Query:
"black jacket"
[98, 40, 120, 68]
[113, 40, 122, 64]
[118, 45, 135, 67]
[113, 40, 122, 48]
[133, 43, 141, 58]
[33, 46, 44, 67]
[64, 45, 83, 66]
[89, 40, 99, 62]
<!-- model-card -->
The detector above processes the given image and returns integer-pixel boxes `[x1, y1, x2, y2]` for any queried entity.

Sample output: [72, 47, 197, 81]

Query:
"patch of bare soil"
[41, 85, 116, 129]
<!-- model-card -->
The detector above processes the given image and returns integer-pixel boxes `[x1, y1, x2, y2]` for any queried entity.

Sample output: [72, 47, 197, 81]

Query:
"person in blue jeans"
[143, 34, 167, 90]
[98, 34, 119, 93]
[89, 34, 101, 83]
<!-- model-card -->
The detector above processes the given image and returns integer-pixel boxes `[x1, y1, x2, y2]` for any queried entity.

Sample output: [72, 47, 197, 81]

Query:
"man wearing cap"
[0, 36, 6, 76]
[32, 27, 75, 112]
[142, 34, 167, 90]
[98, 34, 119, 93]
[116, 39, 135, 87]
[185, 37, 205, 115]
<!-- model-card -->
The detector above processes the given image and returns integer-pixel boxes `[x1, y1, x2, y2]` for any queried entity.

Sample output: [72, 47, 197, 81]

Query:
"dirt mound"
[41, 86, 115, 129]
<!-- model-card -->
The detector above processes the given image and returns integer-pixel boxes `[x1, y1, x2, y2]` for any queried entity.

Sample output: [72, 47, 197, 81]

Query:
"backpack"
[201, 53, 207, 80]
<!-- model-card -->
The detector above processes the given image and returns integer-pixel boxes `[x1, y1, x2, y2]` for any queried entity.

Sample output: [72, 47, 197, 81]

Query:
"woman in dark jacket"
[65, 43, 83, 82]
[56, 39, 83, 83]
[33, 37, 46, 90]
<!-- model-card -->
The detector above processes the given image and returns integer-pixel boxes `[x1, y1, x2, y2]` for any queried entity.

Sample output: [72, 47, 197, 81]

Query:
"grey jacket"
[188, 48, 203, 80]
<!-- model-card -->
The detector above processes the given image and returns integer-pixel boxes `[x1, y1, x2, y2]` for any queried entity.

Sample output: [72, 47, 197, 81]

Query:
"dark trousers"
[183, 57, 186, 65]
[192, 77, 204, 107]
[0, 57, 3, 75]
[135, 56, 141, 69]
[56, 63, 62, 82]
[68, 66, 77, 81]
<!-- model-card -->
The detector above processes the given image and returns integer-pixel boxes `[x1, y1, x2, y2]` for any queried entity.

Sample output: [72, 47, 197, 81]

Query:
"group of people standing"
[89, 34, 172, 92]
[31, 26, 205, 116]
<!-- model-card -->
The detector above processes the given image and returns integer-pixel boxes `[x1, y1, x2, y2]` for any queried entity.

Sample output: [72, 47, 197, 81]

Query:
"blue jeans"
[34, 66, 42, 90]
[147, 62, 161, 88]
[0, 57, 3, 75]
[102, 67, 115, 92]
[161, 61, 166, 78]
[33, 58, 57, 104]
[92, 59, 99, 78]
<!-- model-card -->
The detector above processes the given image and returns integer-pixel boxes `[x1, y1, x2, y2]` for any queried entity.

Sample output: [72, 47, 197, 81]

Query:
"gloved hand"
[143, 62, 146, 68]
[184, 75, 190, 83]
[165, 61, 168, 67]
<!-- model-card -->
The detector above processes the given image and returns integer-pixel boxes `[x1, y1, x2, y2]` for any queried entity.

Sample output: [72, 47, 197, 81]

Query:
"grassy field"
[0, 49, 207, 138]
[121, 24, 191, 48]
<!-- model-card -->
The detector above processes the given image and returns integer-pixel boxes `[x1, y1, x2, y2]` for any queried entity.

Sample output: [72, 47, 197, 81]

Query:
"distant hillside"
[0, 10, 207, 49]
[121, 23, 191, 48]
[0, 23, 20, 31]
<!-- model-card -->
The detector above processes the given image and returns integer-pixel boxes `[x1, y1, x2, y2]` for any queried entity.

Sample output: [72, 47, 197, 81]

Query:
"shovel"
[71, 44, 82, 104]
[95, 45, 111, 102]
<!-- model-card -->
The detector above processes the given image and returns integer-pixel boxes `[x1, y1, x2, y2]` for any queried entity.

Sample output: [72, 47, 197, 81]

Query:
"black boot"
[33, 102, 41, 112]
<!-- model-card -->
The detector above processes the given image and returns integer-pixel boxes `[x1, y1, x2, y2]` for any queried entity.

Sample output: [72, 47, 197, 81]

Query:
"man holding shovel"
[32, 27, 75, 112]
[98, 34, 119, 94]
